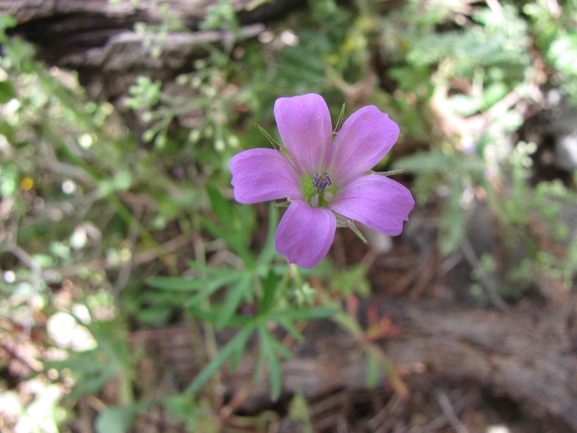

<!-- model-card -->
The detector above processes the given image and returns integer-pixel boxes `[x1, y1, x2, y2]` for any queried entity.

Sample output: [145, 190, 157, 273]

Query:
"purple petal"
[230, 149, 302, 204]
[274, 94, 333, 176]
[274, 200, 336, 268]
[328, 106, 400, 184]
[329, 175, 414, 236]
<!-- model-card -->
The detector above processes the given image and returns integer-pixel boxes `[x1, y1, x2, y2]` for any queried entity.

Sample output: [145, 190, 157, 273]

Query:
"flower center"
[312, 172, 332, 191]
[301, 172, 337, 208]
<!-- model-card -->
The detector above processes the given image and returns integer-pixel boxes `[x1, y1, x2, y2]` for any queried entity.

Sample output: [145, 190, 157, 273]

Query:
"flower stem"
[289, 263, 303, 288]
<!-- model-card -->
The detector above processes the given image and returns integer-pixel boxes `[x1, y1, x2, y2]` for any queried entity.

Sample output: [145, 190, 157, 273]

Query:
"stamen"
[310, 194, 319, 208]
[312, 172, 332, 191]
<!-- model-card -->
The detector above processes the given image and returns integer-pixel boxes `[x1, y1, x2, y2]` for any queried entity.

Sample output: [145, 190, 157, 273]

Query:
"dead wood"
[131, 296, 577, 431]
[3, 0, 304, 65]
[2, 0, 307, 141]
[3, 0, 304, 107]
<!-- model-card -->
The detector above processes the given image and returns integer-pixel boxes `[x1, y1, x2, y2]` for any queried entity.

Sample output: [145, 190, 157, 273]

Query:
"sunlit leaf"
[0, 81, 16, 103]
[95, 405, 137, 433]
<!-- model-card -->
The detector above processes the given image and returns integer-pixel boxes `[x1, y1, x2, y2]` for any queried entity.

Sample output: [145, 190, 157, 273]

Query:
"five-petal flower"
[230, 93, 415, 268]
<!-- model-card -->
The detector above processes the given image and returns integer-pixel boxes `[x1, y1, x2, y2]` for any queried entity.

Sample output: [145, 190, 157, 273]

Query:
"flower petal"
[328, 106, 400, 184]
[230, 149, 301, 203]
[329, 175, 414, 236]
[274, 200, 336, 268]
[274, 93, 333, 176]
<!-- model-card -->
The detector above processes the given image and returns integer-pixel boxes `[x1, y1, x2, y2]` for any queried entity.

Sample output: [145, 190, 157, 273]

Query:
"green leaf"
[187, 306, 251, 327]
[329, 264, 371, 297]
[482, 82, 508, 108]
[268, 349, 282, 401]
[51, 321, 130, 401]
[163, 394, 199, 429]
[187, 260, 227, 275]
[287, 394, 311, 425]
[95, 405, 137, 433]
[258, 327, 284, 400]
[0, 15, 17, 35]
[203, 185, 254, 266]
[366, 349, 380, 388]
[393, 152, 454, 174]
[237, 204, 255, 248]
[216, 275, 252, 329]
[201, 219, 227, 243]
[277, 318, 304, 341]
[229, 324, 254, 372]
[438, 178, 466, 257]
[259, 270, 279, 314]
[186, 286, 225, 306]
[248, 0, 274, 10]
[206, 184, 234, 233]
[268, 335, 293, 360]
[187, 325, 256, 395]
[148, 270, 242, 292]
[67, 371, 116, 401]
[0, 81, 16, 104]
[257, 204, 280, 266]
[253, 343, 267, 383]
[277, 307, 337, 321]
[449, 94, 480, 116]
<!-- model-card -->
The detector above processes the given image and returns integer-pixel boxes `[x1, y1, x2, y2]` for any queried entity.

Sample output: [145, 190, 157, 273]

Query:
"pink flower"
[230, 93, 415, 268]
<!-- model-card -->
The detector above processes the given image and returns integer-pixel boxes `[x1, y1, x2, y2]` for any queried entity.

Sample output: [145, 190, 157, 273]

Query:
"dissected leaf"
[187, 324, 256, 395]
[216, 275, 252, 329]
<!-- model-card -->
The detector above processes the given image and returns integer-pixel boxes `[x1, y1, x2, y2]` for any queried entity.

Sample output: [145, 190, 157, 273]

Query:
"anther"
[312, 172, 332, 191]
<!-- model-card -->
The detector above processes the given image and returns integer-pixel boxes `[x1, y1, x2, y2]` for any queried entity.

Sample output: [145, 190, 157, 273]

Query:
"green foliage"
[4, 0, 577, 430]
[329, 264, 371, 297]
[0, 79, 16, 103]
[287, 393, 313, 433]
[51, 320, 133, 402]
[150, 194, 336, 399]
[200, 0, 240, 32]
[95, 405, 138, 433]
[524, 0, 577, 100]
[395, 150, 485, 256]
[203, 184, 256, 267]
[125, 76, 162, 111]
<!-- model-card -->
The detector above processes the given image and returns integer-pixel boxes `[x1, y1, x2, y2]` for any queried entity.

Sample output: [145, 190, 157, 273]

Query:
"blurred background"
[1, 0, 577, 432]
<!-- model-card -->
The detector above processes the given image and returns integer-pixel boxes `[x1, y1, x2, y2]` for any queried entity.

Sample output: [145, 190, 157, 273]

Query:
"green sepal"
[255, 123, 281, 149]
[335, 215, 368, 245]
[273, 201, 291, 208]
[370, 168, 408, 177]
[333, 103, 347, 134]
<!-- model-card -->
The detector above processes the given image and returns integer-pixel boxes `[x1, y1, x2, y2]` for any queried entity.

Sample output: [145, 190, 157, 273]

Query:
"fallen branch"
[131, 296, 577, 430]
